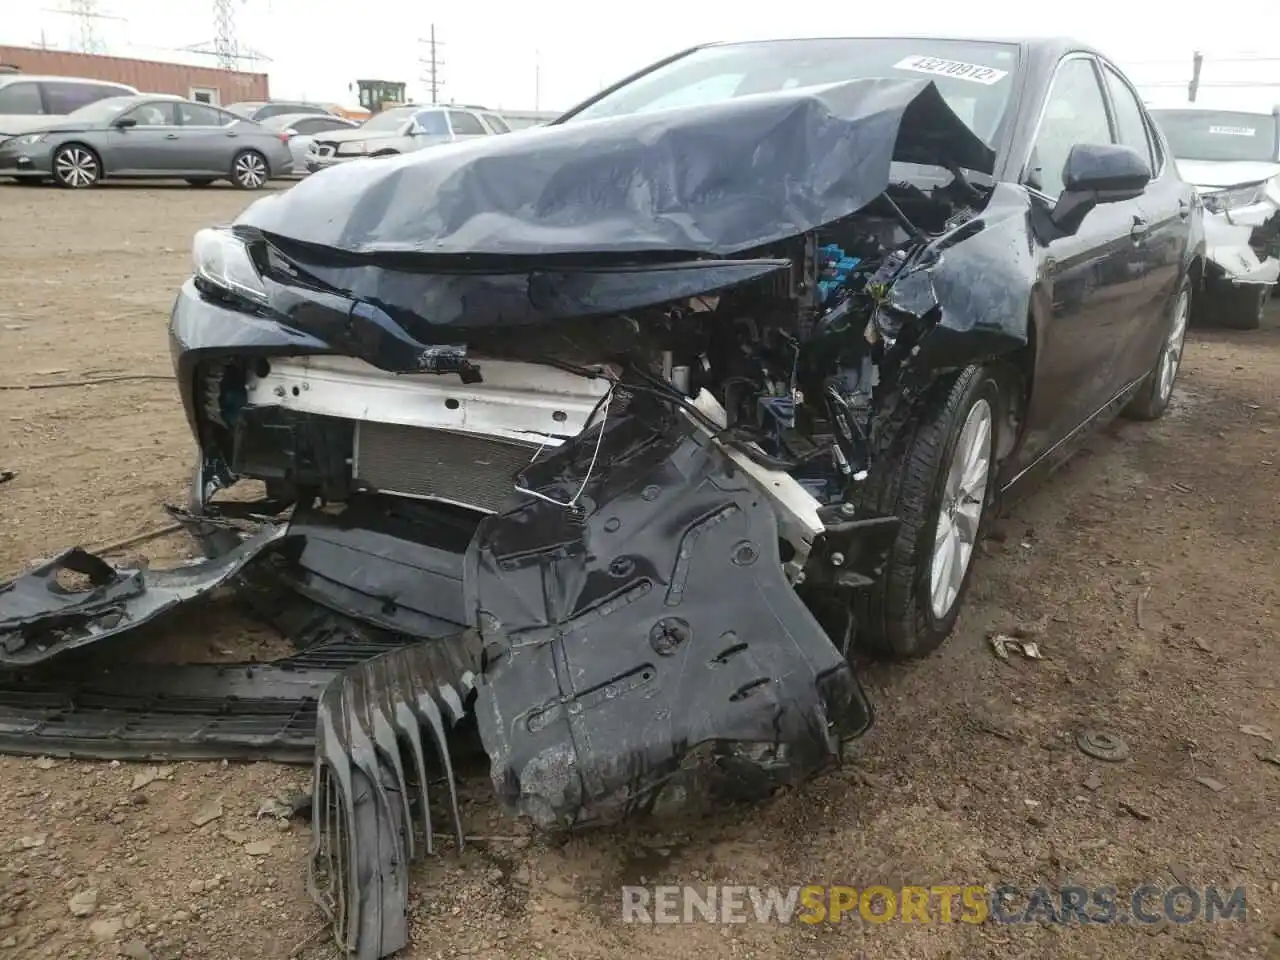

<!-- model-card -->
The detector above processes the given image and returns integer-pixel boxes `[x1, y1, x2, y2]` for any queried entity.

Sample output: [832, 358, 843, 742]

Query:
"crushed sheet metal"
[309, 630, 482, 960]
[239, 78, 995, 259]
[0, 525, 289, 668]
[466, 411, 873, 831]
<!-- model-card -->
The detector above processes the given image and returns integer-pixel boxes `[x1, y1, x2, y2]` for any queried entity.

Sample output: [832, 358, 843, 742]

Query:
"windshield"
[360, 106, 420, 133]
[68, 97, 138, 122]
[1152, 110, 1278, 163]
[562, 38, 1019, 144]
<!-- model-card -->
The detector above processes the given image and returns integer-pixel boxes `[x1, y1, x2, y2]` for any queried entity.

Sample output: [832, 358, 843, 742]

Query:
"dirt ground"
[1, 183, 1278, 960]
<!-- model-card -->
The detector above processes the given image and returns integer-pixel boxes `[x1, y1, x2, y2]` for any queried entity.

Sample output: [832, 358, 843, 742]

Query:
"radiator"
[353, 422, 537, 514]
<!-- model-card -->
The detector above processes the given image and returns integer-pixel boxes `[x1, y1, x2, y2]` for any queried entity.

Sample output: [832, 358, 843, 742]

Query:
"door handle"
[1130, 217, 1150, 240]
[164, 133, 178, 139]
[1177, 201, 1190, 221]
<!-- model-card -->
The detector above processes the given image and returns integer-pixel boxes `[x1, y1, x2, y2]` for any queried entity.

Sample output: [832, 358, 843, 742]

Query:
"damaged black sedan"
[162, 35, 1205, 958]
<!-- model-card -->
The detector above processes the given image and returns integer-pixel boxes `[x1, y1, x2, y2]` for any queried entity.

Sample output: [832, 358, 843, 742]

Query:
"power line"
[418, 26, 444, 104]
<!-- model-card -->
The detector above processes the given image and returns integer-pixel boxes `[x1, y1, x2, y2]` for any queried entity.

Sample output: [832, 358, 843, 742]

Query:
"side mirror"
[1050, 143, 1152, 234]
[113, 116, 137, 129]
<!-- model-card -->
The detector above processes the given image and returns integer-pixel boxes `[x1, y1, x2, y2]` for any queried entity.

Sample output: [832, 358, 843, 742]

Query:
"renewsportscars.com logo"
[621, 884, 1248, 925]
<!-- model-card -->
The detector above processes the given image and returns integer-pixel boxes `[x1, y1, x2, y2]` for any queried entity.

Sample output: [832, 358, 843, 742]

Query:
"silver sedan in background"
[0, 94, 294, 189]
[260, 112, 360, 176]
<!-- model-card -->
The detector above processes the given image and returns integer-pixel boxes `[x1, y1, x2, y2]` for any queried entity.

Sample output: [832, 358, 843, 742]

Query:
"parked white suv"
[305, 103, 510, 173]
[0, 74, 138, 138]
[1151, 105, 1280, 329]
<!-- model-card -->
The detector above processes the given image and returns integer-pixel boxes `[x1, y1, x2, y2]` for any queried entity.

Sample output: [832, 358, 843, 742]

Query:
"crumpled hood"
[1178, 159, 1280, 191]
[312, 126, 404, 145]
[236, 77, 994, 259]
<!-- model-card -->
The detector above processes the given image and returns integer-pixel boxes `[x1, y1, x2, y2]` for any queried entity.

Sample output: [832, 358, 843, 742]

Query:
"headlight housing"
[337, 141, 368, 156]
[12, 133, 46, 146]
[1201, 181, 1267, 214]
[192, 227, 268, 303]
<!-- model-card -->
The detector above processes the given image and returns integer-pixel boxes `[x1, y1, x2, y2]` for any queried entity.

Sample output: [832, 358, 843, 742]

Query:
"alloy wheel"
[234, 152, 267, 189]
[54, 147, 99, 188]
[1156, 290, 1190, 403]
[930, 398, 993, 620]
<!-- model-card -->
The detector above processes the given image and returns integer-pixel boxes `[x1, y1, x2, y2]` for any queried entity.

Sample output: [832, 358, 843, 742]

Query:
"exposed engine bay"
[197, 175, 987, 579]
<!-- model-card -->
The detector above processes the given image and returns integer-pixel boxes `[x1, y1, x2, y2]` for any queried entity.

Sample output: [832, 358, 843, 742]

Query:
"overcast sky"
[4, 0, 1279, 112]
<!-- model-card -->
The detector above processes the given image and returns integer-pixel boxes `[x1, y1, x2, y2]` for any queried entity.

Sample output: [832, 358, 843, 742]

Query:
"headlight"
[192, 227, 268, 303]
[12, 133, 46, 146]
[1200, 182, 1267, 214]
[337, 141, 367, 155]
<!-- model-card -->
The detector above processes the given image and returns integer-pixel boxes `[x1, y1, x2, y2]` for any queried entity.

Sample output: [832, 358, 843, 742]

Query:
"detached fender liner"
[467, 412, 873, 830]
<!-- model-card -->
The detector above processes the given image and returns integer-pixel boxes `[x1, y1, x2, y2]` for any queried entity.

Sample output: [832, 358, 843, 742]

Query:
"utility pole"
[212, 0, 241, 70]
[43, 0, 122, 54]
[1188, 50, 1203, 103]
[534, 49, 541, 111]
[418, 26, 444, 105]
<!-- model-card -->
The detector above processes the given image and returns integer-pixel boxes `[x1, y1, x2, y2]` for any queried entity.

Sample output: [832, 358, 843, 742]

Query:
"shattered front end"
[154, 76, 1028, 958]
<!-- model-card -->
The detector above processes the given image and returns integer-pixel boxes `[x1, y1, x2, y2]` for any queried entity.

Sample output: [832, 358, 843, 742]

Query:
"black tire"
[1217, 283, 1268, 330]
[186, 178, 216, 187]
[1123, 277, 1191, 421]
[51, 144, 101, 189]
[855, 366, 1000, 659]
[230, 150, 269, 190]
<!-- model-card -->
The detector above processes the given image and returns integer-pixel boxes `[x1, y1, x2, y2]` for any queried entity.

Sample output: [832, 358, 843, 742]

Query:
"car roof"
[261, 112, 356, 127]
[0, 74, 139, 89]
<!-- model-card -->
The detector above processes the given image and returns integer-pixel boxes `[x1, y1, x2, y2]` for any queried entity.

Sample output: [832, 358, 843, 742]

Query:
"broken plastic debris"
[1194, 776, 1227, 793]
[130, 765, 175, 791]
[989, 633, 1043, 661]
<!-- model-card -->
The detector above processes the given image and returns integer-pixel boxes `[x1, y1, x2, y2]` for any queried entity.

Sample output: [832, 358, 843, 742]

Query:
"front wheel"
[1123, 277, 1190, 421]
[856, 366, 1000, 659]
[52, 145, 101, 188]
[230, 150, 268, 190]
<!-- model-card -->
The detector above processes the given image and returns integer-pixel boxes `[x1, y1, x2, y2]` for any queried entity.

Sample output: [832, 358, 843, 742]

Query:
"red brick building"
[0, 46, 269, 105]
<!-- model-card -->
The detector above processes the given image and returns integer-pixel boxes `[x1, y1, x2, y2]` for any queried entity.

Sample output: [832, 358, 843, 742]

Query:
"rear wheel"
[230, 150, 268, 190]
[52, 145, 100, 188]
[856, 366, 999, 659]
[1123, 278, 1190, 421]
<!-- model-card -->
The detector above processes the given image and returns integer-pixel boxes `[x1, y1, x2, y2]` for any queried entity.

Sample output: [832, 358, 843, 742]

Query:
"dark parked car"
[168, 34, 1209, 959]
[0, 94, 294, 188]
[224, 99, 336, 122]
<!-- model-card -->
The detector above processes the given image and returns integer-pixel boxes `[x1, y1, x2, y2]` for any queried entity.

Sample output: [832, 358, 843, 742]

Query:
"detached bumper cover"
[1203, 207, 1280, 286]
[0, 525, 288, 667]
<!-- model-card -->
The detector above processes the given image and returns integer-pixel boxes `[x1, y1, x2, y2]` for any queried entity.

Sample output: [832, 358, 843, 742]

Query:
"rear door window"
[179, 102, 230, 126]
[41, 81, 133, 114]
[0, 82, 44, 115]
[481, 112, 510, 133]
[447, 110, 487, 135]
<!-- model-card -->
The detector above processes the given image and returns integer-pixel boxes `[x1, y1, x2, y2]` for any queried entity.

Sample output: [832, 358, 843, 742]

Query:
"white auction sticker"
[893, 55, 1009, 86]
[1208, 125, 1256, 136]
